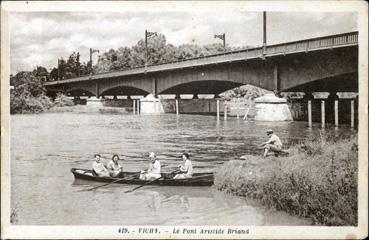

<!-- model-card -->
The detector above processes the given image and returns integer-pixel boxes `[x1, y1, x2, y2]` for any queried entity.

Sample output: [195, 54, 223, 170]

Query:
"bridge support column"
[224, 103, 228, 121]
[304, 93, 314, 128]
[273, 64, 280, 94]
[308, 100, 312, 128]
[95, 82, 100, 98]
[351, 99, 355, 128]
[328, 92, 339, 127]
[133, 100, 136, 115]
[236, 98, 240, 119]
[152, 77, 158, 98]
[321, 100, 325, 129]
[217, 100, 220, 122]
[175, 99, 179, 116]
[334, 100, 339, 127]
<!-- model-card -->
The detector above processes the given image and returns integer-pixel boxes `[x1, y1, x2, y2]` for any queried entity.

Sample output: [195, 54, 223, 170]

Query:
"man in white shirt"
[139, 152, 161, 180]
[173, 153, 193, 179]
[92, 154, 110, 177]
[261, 129, 283, 158]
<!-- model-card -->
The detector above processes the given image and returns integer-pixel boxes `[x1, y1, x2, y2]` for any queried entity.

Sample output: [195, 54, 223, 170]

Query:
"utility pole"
[57, 58, 60, 80]
[145, 30, 157, 72]
[263, 11, 267, 56]
[76, 52, 80, 76]
[89, 48, 99, 73]
[214, 33, 226, 51]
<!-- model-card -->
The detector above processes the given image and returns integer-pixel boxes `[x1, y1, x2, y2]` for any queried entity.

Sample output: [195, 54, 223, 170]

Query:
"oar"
[82, 172, 141, 192]
[124, 170, 181, 193]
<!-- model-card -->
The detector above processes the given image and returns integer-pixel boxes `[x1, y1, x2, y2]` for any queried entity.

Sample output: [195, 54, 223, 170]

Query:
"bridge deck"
[44, 31, 358, 86]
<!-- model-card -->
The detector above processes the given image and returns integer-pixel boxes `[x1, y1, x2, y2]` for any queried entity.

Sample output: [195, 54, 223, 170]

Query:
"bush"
[214, 134, 358, 226]
[53, 93, 75, 107]
[10, 71, 53, 114]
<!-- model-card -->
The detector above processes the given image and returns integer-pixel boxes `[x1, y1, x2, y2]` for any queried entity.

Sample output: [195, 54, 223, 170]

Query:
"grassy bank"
[214, 133, 358, 226]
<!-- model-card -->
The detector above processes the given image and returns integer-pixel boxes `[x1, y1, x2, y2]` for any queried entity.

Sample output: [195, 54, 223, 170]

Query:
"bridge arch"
[100, 85, 150, 96]
[158, 80, 244, 95]
[281, 72, 358, 93]
[98, 77, 153, 96]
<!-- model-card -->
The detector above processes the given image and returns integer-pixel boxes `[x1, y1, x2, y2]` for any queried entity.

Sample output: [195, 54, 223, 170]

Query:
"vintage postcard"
[1, 1, 368, 239]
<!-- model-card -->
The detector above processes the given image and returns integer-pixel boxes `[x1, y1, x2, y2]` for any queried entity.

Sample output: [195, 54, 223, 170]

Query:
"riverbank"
[214, 132, 358, 226]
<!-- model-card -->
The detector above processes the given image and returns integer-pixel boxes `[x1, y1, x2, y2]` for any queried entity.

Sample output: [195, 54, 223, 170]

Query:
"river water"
[10, 111, 352, 225]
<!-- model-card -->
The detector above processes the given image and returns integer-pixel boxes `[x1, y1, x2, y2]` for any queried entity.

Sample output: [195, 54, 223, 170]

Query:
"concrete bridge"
[44, 31, 358, 98]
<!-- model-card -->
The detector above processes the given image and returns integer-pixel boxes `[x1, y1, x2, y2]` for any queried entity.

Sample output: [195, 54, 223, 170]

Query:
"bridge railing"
[265, 31, 358, 56]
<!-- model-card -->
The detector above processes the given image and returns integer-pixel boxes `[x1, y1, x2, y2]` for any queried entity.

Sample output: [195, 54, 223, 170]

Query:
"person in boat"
[260, 129, 283, 158]
[139, 152, 161, 180]
[173, 152, 193, 179]
[107, 154, 124, 178]
[92, 154, 110, 177]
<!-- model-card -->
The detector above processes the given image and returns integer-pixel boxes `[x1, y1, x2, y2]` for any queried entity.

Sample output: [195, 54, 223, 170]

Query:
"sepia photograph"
[1, 1, 368, 239]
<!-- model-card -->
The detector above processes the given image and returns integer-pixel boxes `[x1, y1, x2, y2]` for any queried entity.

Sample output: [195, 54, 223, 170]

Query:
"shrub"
[214, 134, 358, 226]
[53, 93, 75, 107]
[10, 71, 53, 114]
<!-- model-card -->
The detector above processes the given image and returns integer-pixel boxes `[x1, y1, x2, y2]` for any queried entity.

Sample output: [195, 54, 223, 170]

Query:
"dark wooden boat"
[71, 168, 214, 186]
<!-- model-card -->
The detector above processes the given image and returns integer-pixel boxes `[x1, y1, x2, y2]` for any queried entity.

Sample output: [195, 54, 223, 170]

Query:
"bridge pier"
[175, 99, 179, 116]
[133, 100, 136, 115]
[302, 93, 314, 128]
[321, 100, 325, 129]
[224, 104, 228, 120]
[216, 100, 220, 122]
[351, 99, 355, 128]
[140, 94, 164, 114]
[95, 82, 100, 98]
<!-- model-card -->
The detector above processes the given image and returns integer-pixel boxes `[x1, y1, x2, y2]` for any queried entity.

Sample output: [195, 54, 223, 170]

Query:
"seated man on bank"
[173, 153, 193, 179]
[92, 154, 110, 177]
[139, 152, 161, 180]
[107, 154, 124, 178]
[260, 129, 283, 158]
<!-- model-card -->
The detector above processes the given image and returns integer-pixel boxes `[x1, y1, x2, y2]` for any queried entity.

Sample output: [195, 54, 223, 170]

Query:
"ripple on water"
[11, 112, 352, 225]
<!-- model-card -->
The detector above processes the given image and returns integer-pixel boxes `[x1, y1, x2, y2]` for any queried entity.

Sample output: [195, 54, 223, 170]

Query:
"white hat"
[149, 152, 156, 158]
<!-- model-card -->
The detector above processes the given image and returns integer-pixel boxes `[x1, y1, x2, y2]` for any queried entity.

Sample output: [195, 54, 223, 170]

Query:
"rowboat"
[71, 168, 214, 186]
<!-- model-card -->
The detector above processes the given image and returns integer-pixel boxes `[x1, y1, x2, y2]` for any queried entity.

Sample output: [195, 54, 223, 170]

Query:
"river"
[10, 111, 352, 225]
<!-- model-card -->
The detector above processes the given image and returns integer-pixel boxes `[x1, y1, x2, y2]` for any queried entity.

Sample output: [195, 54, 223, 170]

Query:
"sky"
[8, 8, 357, 75]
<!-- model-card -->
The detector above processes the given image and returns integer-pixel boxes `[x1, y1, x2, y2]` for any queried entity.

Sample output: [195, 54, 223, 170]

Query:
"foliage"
[10, 71, 53, 114]
[214, 133, 358, 226]
[53, 93, 75, 107]
[93, 34, 245, 74]
[220, 84, 272, 101]
[57, 52, 90, 80]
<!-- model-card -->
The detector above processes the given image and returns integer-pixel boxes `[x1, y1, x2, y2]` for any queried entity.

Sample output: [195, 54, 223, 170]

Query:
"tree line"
[10, 33, 253, 113]
[44, 33, 247, 80]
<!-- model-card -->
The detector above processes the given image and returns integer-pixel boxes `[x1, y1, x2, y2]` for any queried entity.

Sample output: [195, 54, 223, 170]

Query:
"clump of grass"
[214, 134, 358, 226]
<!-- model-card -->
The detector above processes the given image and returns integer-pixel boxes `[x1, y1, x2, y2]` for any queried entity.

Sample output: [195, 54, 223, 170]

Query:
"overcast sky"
[9, 10, 357, 74]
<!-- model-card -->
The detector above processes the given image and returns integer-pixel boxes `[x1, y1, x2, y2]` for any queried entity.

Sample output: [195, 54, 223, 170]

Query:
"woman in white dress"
[173, 153, 193, 179]
[139, 152, 161, 180]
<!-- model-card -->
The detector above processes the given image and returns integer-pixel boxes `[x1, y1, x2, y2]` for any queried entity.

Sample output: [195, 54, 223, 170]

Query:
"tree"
[91, 33, 253, 74]
[10, 71, 53, 114]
